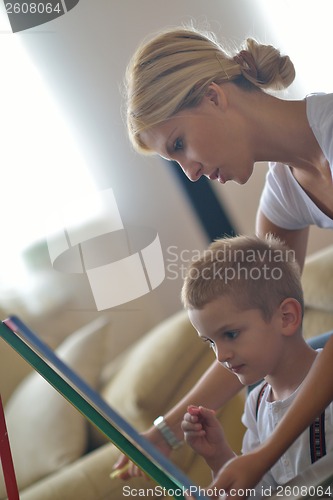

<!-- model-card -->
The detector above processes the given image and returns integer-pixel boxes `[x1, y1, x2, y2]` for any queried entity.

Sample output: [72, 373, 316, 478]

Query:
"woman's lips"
[208, 170, 219, 180]
[208, 169, 226, 184]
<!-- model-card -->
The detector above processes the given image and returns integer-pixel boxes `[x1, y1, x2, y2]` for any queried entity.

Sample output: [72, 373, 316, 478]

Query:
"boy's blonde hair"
[181, 235, 303, 321]
[125, 26, 295, 153]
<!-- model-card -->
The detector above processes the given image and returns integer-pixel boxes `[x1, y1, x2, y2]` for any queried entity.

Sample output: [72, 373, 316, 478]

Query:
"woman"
[115, 25, 333, 486]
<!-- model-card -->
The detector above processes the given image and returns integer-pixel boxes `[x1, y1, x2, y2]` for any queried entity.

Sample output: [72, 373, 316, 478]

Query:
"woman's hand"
[208, 450, 268, 499]
[184, 451, 267, 500]
[111, 424, 172, 479]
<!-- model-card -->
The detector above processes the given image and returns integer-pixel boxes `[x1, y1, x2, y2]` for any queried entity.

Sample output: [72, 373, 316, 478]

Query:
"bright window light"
[0, 9, 100, 292]
[253, 0, 333, 95]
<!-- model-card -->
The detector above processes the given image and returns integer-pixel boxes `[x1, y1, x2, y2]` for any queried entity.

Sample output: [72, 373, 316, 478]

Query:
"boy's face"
[188, 295, 285, 386]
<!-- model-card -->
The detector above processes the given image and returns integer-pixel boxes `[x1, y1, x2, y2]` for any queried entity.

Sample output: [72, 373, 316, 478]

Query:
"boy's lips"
[226, 363, 245, 374]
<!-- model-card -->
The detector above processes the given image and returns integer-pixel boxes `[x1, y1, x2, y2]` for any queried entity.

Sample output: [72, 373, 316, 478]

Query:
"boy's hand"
[181, 405, 232, 473]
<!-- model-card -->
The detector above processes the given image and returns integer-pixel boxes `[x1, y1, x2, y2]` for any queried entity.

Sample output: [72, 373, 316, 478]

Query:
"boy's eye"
[225, 331, 239, 340]
[173, 138, 183, 152]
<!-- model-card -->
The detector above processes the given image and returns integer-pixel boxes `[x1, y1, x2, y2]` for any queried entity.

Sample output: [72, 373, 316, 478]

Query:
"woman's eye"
[173, 138, 183, 152]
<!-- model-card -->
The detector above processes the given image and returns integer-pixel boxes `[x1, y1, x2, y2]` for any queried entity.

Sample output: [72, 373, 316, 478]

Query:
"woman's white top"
[259, 93, 333, 230]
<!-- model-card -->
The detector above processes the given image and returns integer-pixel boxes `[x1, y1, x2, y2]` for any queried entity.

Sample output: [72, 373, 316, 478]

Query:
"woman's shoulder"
[306, 92, 333, 127]
[306, 92, 333, 167]
[306, 92, 333, 109]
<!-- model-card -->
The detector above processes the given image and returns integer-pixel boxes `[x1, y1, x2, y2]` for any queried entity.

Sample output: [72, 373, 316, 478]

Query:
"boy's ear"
[279, 298, 303, 336]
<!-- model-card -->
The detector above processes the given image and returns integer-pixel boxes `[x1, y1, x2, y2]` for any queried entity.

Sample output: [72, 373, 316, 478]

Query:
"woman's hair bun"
[240, 38, 296, 90]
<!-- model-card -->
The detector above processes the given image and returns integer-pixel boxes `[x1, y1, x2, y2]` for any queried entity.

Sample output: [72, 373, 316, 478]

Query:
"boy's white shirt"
[241, 351, 333, 495]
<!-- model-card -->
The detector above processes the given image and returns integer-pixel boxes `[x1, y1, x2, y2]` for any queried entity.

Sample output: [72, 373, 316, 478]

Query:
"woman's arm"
[256, 210, 309, 271]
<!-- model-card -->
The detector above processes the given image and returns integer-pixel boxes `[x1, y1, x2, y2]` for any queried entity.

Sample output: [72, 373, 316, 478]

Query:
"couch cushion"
[101, 310, 209, 425]
[0, 316, 110, 498]
[302, 245, 333, 313]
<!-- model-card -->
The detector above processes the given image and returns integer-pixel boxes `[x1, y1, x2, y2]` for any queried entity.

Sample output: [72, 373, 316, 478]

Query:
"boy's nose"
[215, 346, 233, 365]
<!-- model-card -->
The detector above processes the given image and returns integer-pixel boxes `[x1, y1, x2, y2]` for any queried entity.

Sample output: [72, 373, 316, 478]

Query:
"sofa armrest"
[302, 245, 333, 339]
[19, 442, 151, 500]
[302, 245, 333, 313]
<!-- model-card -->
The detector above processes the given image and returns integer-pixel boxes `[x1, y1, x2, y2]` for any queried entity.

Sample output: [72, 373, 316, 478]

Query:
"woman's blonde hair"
[181, 235, 303, 322]
[125, 26, 295, 153]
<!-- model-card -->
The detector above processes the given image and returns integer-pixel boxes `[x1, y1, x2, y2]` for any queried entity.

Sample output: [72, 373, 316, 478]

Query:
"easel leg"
[0, 395, 19, 500]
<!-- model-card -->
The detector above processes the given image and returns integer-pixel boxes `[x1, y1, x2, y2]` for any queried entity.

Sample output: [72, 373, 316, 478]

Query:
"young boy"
[181, 235, 333, 497]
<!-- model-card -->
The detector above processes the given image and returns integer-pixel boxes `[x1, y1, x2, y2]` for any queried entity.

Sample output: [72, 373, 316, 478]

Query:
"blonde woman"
[114, 25, 333, 486]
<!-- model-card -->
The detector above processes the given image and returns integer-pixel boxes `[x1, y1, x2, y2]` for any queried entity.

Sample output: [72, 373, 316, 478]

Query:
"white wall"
[2, 0, 332, 352]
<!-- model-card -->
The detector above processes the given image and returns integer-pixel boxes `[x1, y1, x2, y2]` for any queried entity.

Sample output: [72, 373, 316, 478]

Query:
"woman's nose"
[179, 160, 203, 182]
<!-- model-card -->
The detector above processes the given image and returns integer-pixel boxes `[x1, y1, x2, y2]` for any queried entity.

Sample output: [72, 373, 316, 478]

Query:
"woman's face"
[140, 84, 256, 185]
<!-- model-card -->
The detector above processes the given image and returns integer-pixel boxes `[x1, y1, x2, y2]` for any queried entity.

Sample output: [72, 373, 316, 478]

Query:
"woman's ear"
[204, 82, 228, 110]
[279, 298, 303, 336]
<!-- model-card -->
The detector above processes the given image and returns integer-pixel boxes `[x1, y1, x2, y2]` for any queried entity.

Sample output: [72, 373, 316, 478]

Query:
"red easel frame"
[0, 395, 19, 500]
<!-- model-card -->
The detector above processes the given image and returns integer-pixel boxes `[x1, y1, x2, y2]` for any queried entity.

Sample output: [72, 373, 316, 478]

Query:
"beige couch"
[0, 245, 333, 500]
